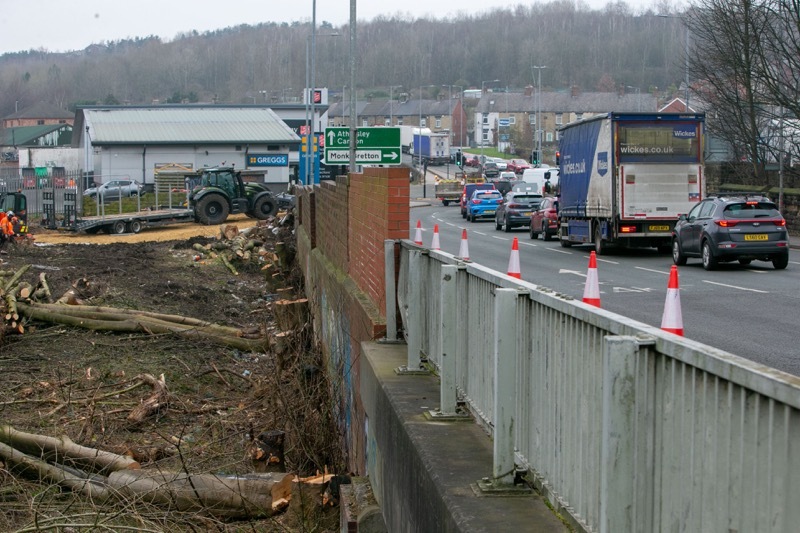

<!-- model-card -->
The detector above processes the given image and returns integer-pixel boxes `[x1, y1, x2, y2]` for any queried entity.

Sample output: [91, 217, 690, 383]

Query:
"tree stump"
[247, 430, 286, 473]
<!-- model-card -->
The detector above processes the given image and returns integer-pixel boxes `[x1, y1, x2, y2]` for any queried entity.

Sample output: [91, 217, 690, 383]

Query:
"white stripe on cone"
[458, 228, 470, 260]
[507, 237, 521, 279]
[661, 265, 684, 336]
[414, 220, 423, 245]
[582, 251, 601, 307]
[431, 224, 440, 250]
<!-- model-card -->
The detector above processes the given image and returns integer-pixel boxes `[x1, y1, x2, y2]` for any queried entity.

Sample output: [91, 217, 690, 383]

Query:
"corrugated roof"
[82, 106, 301, 145]
[0, 124, 72, 145]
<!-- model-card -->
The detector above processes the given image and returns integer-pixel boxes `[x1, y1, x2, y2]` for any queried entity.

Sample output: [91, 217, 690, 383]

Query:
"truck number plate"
[744, 234, 768, 241]
[649, 225, 670, 231]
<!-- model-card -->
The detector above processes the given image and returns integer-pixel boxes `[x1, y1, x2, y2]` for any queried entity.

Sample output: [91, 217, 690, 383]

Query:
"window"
[384, 117, 391, 126]
[508, 116, 516, 125]
[529, 115, 536, 125]
[397, 119, 404, 125]
[482, 131, 489, 142]
[482, 113, 488, 125]
[576, 113, 583, 120]
[556, 131, 561, 141]
[37, 120, 45, 125]
[698, 202, 716, 218]
[362, 118, 368, 127]
[435, 117, 441, 128]
[555, 113, 563, 125]
[420, 118, 427, 128]
[546, 132, 554, 142]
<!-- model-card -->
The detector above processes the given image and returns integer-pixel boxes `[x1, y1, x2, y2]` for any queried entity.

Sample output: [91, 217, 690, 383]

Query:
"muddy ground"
[0, 215, 344, 532]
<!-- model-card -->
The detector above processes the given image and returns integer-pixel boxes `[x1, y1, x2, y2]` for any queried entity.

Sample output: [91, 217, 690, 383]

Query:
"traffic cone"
[507, 237, 521, 279]
[582, 251, 601, 307]
[414, 220, 423, 245]
[458, 228, 470, 260]
[431, 224, 441, 250]
[661, 265, 684, 336]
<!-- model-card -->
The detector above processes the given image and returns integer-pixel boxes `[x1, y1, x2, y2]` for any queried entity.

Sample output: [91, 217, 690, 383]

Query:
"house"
[2, 102, 74, 129]
[1, 103, 76, 171]
[72, 105, 302, 191]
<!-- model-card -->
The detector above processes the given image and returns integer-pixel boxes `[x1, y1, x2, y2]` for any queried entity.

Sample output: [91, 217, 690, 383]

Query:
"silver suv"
[84, 179, 144, 200]
[672, 194, 789, 270]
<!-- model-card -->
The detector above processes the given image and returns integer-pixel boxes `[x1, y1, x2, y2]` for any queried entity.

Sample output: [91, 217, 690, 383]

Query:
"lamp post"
[480, 79, 500, 165]
[389, 85, 402, 125]
[657, 14, 690, 111]
[532, 67, 546, 167]
[304, 26, 340, 185]
[418, 84, 437, 197]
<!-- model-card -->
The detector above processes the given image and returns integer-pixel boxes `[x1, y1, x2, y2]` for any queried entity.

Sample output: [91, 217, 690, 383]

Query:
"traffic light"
[556, 151, 561, 165]
[531, 150, 540, 165]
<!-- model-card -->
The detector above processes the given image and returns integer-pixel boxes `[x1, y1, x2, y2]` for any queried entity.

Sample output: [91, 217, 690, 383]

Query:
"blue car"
[466, 189, 504, 222]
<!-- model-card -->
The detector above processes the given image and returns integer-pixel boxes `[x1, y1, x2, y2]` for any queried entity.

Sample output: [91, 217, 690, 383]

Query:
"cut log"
[127, 373, 169, 425]
[247, 430, 286, 473]
[273, 298, 309, 331]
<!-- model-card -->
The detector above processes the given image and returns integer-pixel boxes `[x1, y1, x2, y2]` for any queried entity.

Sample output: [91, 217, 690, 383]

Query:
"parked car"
[530, 196, 559, 240]
[460, 182, 496, 218]
[84, 179, 144, 200]
[671, 194, 789, 270]
[466, 189, 503, 222]
[507, 158, 532, 174]
[495, 191, 543, 232]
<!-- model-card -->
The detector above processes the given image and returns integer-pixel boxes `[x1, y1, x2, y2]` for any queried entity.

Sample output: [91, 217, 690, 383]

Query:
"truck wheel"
[127, 220, 142, 234]
[594, 226, 607, 255]
[112, 221, 127, 235]
[196, 194, 230, 225]
[442, 200, 449, 207]
[558, 227, 571, 247]
[252, 196, 278, 220]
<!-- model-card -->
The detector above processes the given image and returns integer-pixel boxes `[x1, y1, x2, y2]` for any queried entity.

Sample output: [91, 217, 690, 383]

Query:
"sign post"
[324, 127, 402, 165]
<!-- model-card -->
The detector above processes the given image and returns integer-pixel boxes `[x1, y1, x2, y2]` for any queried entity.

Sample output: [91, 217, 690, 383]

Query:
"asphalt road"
[409, 180, 800, 377]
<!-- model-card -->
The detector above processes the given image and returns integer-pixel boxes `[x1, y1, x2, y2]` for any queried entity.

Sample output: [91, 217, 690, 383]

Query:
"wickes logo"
[673, 128, 697, 138]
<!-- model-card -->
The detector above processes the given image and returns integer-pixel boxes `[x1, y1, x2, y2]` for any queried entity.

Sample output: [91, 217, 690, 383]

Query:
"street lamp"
[304, 28, 340, 185]
[657, 14, 690, 111]
[480, 79, 500, 164]
[418, 84, 437, 197]
[389, 85, 402, 125]
[531, 67, 546, 167]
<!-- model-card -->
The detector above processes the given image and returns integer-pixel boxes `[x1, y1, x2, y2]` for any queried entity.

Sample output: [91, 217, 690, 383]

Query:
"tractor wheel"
[252, 196, 278, 220]
[195, 193, 230, 225]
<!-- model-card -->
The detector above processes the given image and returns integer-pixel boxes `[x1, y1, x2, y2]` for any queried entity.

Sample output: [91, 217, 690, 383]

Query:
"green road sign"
[324, 127, 402, 165]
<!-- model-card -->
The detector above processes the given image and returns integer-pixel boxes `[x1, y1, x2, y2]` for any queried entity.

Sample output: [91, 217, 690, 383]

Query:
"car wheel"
[737, 258, 752, 266]
[495, 216, 502, 230]
[530, 223, 539, 240]
[542, 222, 552, 241]
[772, 254, 789, 270]
[672, 238, 687, 266]
[503, 216, 512, 232]
[701, 241, 717, 271]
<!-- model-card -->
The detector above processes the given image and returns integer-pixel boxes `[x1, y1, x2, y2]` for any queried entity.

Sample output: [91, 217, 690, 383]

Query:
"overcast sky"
[0, 0, 667, 55]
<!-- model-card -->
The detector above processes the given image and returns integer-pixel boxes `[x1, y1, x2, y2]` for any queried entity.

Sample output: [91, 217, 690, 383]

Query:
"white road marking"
[519, 241, 538, 247]
[789, 260, 800, 265]
[635, 266, 670, 275]
[613, 286, 655, 293]
[492, 236, 510, 241]
[473, 231, 487, 236]
[591, 256, 620, 264]
[702, 280, 768, 293]
[744, 269, 767, 274]
[445, 222, 459, 227]
[559, 269, 587, 277]
[547, 248, 572, 255]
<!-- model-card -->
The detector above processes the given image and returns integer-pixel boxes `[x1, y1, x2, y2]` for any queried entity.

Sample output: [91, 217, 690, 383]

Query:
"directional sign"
[324, 127, 402, 165]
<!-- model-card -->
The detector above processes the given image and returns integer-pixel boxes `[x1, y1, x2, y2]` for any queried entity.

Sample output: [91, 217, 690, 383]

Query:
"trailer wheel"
[112, 221, 127, 235]
[594, 226, 607, 255]
[442, 200, 449, 207]
[252, 196, 278, 220]
[558, 227, 572, 247]
[196, 194, 230, 225]
[128, 220, 142, 234]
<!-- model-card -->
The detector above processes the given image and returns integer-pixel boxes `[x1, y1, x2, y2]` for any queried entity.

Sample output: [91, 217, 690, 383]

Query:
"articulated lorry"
[411, 128, 450, 166]
[557, 112, 705, 254]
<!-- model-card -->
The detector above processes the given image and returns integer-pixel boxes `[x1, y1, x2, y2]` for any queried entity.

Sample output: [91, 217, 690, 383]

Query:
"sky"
[0, 0, 664, 55]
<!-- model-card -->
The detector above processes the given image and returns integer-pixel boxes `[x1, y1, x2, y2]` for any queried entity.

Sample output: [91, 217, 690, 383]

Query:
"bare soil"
[0, 215, 344, 531]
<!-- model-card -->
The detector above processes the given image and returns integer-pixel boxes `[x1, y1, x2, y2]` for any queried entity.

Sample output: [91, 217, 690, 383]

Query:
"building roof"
[73, 105, 302, 146]
[3, 102, 74, 120]
[478, 90, 659, 114]
[328, 98, 458, 119]
[0, 124, 73, 146]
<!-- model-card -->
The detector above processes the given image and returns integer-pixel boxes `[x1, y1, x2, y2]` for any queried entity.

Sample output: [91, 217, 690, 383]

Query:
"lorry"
[411, 128, 450, 166]
[434, 169, 482, 206]
[557, 112, 705, 254]
[46, 167, 281, 234]
[399, 125, 415, 154]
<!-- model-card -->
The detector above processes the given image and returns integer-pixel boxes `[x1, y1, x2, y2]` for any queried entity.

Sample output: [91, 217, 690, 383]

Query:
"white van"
[520, 167, 559, 195]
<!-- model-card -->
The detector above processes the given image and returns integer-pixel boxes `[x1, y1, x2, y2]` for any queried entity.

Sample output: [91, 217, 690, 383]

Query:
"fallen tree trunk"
[127, 373, 169, 424]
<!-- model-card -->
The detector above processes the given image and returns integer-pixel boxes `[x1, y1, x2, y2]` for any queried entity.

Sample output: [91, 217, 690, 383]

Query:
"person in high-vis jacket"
[0, 211, 15, 251]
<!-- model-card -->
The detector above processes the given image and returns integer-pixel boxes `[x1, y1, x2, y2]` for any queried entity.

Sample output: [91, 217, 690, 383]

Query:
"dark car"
[530, 196, 559, 241]
[460, 182, 496, 218]
[482, 161, 500, 179]
[494, 191, 543, 232]
[466, 189, 503, 222]
[465, 155, 480, 167]
[671, 194, 789, 270]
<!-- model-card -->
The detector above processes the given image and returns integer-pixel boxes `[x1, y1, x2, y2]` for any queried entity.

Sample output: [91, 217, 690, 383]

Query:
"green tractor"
[188, 167, 279, 225]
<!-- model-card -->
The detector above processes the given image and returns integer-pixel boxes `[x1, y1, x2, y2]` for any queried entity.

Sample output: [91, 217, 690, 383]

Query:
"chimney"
[570, 86, 580, 98]
[524, 85, 534, 97]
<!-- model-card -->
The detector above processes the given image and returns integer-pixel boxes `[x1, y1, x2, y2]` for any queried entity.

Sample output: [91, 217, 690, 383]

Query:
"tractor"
[188, 167, 279, 225]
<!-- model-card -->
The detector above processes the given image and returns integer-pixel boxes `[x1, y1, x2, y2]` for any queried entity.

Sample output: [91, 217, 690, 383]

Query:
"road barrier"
[392, 238, 800, 533]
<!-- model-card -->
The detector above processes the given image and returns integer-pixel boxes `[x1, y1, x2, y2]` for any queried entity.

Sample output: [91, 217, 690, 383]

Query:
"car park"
[83, 179, 144, 200]
[671, 194, 789, 270]
[460, 182, 496, 218]
[530, 196, 559, 240]
[507, 158, 531, 174]
[495, 191, 543, 232]
[466, 189, 503, 222]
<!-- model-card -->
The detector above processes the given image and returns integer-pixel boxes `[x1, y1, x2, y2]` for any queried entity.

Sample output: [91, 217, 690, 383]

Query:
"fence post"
[403, 248, 423, 371]
[383, 240, 397, 342]
[492, 288, 517, 485]
[438, 265, 457, 415]
[600, 335, 639, 533]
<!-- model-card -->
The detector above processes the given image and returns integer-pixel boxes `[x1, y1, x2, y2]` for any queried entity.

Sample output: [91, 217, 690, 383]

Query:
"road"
[409, 177, 800, 377]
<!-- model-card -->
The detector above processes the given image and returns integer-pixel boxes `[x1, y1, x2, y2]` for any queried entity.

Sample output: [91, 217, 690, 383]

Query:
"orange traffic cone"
[582, 251, 601, 307]
[507, 237, 521, 279]
[458, 228, 470, 260]
[661, 265, 684, 336]
[431, 224, 441, 250]
[414, 220, 423, 245]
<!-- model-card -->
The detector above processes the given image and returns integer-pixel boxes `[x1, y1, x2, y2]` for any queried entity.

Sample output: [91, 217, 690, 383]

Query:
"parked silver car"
[84, 179, 144, 200]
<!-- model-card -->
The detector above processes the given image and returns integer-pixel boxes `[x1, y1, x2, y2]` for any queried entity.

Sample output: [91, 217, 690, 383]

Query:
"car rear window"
[476, 192, 501, 199]
[723, 202, 780, 218]
[514, 194, 542, 202]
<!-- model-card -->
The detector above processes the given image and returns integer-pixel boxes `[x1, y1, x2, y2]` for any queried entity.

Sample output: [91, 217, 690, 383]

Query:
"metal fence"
[392, 240, 800, 533]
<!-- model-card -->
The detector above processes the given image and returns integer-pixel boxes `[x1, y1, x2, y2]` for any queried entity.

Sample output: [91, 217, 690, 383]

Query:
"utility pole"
[480, 79, 500, 166]
[532, 66, 546, 167]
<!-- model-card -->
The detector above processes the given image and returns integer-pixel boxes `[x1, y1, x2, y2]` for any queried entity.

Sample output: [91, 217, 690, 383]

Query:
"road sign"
[324, 127, 402, 165]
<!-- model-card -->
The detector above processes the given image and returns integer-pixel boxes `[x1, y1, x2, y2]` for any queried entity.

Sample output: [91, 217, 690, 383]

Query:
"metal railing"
[391, 239, 800, 533]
